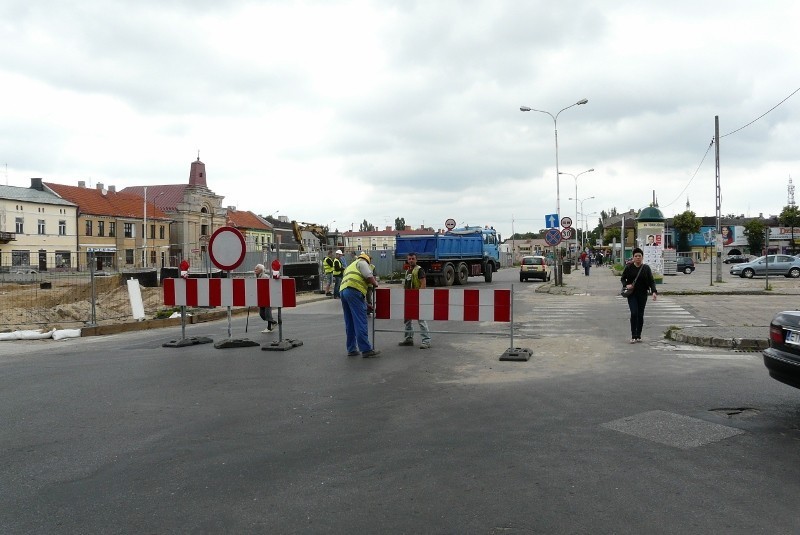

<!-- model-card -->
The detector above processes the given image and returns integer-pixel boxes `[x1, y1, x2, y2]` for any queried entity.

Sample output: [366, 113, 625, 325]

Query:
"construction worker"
[339, 252, 380, 358]
[322, 250, 335, 296]
[398, 252, 431, 349]
[332, 249, 345, 299]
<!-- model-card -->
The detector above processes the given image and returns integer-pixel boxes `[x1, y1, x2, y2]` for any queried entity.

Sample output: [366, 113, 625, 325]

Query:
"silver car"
[730, 255, 800, 278]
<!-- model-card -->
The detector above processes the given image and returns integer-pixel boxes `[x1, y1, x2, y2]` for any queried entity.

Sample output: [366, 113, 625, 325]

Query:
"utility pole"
[714, 116, 722, 282]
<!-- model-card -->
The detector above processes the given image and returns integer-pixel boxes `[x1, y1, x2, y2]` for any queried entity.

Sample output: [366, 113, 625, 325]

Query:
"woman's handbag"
[621, 266, 643, 297]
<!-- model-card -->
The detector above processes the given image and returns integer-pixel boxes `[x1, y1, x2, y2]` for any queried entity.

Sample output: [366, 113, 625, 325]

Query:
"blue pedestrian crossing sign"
[545, 214, 559, 228]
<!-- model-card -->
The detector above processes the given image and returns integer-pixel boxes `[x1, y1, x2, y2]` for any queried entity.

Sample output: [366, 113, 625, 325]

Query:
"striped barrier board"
[163, 277, 297, 308]
[374, 288, 511, 322]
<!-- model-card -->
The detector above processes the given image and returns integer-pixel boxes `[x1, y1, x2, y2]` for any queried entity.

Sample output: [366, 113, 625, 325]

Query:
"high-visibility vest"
[323, 256, 334, 274]
[404, 265, 422, 289]
[339, 260, 369, 296]
[332, 257, 344, 276]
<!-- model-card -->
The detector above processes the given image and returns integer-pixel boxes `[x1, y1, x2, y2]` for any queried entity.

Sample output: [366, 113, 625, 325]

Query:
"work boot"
[362, 349, 381, 358]
[398, 339, 414, 346]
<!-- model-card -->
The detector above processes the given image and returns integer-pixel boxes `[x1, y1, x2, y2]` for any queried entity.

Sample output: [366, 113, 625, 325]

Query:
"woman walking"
[621, 247, 657, 343]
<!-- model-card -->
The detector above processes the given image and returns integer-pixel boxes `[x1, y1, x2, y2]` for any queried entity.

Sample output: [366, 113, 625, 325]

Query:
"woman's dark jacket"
[620, 263, 657, 296]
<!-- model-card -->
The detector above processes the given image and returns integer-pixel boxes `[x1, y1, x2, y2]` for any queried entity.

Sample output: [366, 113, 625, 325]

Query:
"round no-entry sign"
[208, 226, 246, 271]
[445, 218, 456, 230]
[560, 216, 573, 228]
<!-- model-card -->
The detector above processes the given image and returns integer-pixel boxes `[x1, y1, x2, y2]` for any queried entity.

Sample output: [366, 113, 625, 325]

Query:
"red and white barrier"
[374, 288, 511, 322]
[163, 277, 297, 308]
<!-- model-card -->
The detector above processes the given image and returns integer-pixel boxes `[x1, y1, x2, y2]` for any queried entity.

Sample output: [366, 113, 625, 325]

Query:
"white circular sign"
[561, 228, 573, 239]
[445, 218, 456, 230]
[561, 216, 573, 229]
[208, 226, 246, 270]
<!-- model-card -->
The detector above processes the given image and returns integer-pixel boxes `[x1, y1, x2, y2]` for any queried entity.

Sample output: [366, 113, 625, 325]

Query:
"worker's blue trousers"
[340, 288, 373, 353]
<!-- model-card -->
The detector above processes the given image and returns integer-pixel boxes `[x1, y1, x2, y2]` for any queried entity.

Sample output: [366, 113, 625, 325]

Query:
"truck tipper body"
[394, 227, 500, 285]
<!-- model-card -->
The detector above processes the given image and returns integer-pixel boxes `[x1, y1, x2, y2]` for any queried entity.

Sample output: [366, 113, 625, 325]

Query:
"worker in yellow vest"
[339, 252, 380, 357]
[398, 252, 431, 349]
[323, 249, 335, 296]
[332, 249, 345, 298]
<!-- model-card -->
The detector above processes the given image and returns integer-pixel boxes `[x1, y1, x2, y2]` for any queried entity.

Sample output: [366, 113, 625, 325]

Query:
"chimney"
[78, 181, 86, 188]
[96, 183, 104, 191]
[30, 178, 44, 191]
[108, 185, 116, 193]
[189, 156, 207, 187]
[227, 205, 237, 211]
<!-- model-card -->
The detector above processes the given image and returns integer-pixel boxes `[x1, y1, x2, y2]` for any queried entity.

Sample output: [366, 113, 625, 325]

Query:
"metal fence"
[0, 249, 408, 331]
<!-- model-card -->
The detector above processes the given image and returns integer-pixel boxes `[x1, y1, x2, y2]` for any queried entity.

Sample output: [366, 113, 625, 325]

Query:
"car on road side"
[764, 311, 800, 389]
[676, 256, 695, 274]
[723, 255, 749, 264]
[519, 255, 551, 282]
[730, 255, 800, 278]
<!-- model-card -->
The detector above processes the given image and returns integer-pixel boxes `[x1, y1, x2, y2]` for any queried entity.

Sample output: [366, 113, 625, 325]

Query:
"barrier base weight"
[262, 339, 304, 351]
[499, 347, 533, 361]
[163, 336, 214, 348]
[213, 338, 260, 349]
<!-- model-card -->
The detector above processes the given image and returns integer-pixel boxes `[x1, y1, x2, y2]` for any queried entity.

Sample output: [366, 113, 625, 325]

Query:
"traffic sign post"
[208, 226, 259, 349]
[545, 214, 559, 229]
[561, 216, 573, 229]
[545, 228, 562, 246]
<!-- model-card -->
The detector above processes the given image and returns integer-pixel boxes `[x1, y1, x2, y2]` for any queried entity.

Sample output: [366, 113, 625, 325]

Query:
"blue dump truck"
[394, 226, 500, 285]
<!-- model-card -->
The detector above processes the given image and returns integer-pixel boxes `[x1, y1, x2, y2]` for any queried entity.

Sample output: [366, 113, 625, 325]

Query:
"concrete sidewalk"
[539, 262, 800, 350]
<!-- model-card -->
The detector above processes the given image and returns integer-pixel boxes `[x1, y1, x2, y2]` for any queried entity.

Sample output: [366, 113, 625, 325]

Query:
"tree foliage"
[359, 219, 376, 232]
[743, 218, 766, 256]
[672, 210, 702, 252]
[779, 205, 800, 254]
[394, 217, 406, 231]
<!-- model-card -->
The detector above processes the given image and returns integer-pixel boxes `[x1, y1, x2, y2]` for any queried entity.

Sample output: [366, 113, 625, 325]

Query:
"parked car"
[519, 255, 551, 282]
[723, 255, 749, 264]
[764, 311, 800, 389]
[729, 255, 800, 278]
[676, 256, 695, 274]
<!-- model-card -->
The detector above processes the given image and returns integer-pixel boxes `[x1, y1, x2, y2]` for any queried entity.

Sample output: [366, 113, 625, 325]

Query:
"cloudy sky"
[2, 0, 799, 239]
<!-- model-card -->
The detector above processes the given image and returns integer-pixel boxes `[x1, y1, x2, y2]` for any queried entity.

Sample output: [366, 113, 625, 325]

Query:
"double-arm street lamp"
[559, 168, 594, 261]
[520, 98, 589, 285]
[568, 196, 595, 251]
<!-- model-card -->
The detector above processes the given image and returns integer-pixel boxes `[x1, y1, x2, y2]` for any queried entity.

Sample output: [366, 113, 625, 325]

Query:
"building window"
[38, 219, 45, 235]
[59, 220, 66, 236]
[150, 250, 156, 265]
[55, 251, 71, 269]
[124, 223, 133, 238]
[15, 217, 23, 234]
[11, 250, 30, 267]
[150, 224, 155, 239]
[98, 221, 105, 237]
[85, 220, 93, 236]
[201, 224, 209, 237]
[159, 225, 165, 240]
[109, 222, 116, 237]
[125, 249, 134, 265]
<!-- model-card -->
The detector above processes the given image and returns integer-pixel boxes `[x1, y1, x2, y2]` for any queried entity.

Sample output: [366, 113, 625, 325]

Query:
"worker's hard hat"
[358, 252, 371, 263]
[335, 249, 343, 255]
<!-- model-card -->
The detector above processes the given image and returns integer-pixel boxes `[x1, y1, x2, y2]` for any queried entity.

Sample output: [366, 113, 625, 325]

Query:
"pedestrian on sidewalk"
[398, 252, 432, 349]
[580, 250, 591, 276]
[620, 247, 657, 343]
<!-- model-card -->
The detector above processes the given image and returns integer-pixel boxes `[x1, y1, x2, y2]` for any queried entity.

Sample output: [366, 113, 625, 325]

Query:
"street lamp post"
[568, 196, 595, 251]
[520, 98, 589, 285]
[560, 168, 594, 263]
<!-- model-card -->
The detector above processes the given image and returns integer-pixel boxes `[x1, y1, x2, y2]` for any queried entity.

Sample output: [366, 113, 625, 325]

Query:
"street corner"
[665, 326, 768, 350]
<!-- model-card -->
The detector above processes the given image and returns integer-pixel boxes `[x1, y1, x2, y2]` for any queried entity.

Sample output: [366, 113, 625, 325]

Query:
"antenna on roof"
[197, 150, 201, 162]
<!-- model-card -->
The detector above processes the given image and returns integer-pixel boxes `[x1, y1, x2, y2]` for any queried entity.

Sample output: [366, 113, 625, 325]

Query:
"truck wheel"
[455, 263, 469, 285]
[443, 263, 456, 286]
[485, 266, 494, 282]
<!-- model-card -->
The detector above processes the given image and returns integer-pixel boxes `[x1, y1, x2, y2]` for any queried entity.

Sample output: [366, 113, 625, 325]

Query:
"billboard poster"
[637, 221, 664, 276]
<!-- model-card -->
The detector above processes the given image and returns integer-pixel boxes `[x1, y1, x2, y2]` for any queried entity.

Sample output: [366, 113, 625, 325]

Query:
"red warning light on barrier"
[179, 260, 189, 279]
[271, 259, 281, 272]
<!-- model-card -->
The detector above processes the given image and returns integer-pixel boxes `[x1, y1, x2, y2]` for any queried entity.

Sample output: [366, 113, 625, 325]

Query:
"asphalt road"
[2, 268, 800, 534]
